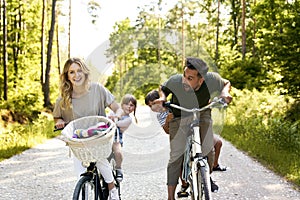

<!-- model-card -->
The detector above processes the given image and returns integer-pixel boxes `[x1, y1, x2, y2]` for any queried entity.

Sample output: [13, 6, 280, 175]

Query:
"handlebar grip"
[163, 101, 171, 108]
[54, 126, 63, 132]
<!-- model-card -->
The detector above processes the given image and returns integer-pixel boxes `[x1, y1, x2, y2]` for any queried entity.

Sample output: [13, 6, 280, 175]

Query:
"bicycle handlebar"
[53, 123, 68, 132]
[163, 97, 227, 113]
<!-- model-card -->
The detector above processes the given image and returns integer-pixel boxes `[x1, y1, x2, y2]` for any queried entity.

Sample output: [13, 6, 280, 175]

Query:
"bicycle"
[164, 97, 227, 200]
[57, 116, 121, 200]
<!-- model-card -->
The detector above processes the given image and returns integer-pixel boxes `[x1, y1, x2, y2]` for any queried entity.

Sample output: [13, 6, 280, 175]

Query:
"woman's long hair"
[59, 57, 90, 110]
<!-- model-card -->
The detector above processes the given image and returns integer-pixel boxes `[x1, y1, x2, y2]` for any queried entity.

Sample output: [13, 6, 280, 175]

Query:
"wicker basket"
[60, 116, 116, 164]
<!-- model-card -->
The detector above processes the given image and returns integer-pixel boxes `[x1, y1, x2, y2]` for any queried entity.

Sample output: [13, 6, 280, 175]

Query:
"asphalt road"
[0, 106, 299, 200]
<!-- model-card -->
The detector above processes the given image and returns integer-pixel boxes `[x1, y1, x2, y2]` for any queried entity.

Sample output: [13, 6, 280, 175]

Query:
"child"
[109, 94, 137, 181]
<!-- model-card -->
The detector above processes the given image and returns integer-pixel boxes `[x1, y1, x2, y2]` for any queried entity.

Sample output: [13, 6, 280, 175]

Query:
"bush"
[222, 88, 300, 186]
[0, 111, 57, 161]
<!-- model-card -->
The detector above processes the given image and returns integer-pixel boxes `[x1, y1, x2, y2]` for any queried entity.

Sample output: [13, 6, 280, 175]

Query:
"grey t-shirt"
[204, 72, 228, 99]
[53, 82, 115, 123]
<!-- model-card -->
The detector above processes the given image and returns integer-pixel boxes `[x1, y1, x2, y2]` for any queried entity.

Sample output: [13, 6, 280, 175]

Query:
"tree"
[241, 0, 246, 59]
[43, 0, 57, 108]
[41, 0, 46, 90]
[68, 0, 71, 57]
[1, 0, 7, 100]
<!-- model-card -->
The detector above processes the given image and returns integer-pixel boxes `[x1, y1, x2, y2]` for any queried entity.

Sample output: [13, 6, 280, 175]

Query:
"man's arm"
[150, 85, 168, 113]
[158, 85, 168, 101]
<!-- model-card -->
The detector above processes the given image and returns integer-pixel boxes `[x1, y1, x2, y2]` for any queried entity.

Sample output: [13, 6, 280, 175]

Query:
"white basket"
[60, 116, 116, 164]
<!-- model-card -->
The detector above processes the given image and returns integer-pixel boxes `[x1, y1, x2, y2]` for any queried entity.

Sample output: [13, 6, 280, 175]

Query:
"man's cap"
[186, 57, 209, 76]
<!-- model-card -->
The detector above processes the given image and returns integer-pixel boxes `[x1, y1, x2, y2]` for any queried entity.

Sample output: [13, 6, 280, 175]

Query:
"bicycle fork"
[190, 115, 212, 199]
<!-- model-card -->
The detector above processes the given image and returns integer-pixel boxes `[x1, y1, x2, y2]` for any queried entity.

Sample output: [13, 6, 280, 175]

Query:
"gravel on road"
[0, 106, 299, 200]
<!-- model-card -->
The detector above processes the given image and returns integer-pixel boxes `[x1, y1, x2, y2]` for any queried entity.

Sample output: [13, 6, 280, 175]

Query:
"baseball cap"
[186, 57, 209, 76]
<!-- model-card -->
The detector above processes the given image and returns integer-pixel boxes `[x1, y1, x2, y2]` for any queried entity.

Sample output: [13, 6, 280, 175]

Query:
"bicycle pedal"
[116, 177, 123, 182]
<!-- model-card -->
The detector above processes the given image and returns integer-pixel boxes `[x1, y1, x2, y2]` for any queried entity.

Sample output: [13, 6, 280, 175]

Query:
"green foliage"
[253, 0, 300, 97]
[220, 58, 266, 90]
[0, 112, 57, 161]
[222, 88, 300, 186]
[0, 83, 43, 122]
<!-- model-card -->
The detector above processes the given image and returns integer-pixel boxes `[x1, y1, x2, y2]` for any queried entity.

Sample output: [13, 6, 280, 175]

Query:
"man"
[153, 57, 232, 200]
[145, 89, 227, 197]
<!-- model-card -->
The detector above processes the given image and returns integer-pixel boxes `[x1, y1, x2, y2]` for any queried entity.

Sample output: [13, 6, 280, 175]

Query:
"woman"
[53, 57, 122, 200]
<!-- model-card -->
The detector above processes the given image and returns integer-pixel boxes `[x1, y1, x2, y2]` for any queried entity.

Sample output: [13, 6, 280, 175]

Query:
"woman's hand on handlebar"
[55, 118, 66, 130]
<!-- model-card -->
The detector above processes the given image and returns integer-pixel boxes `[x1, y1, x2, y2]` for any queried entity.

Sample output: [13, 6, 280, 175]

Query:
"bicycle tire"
[199, 165, 212, 200]
[73, 175, 100, 200]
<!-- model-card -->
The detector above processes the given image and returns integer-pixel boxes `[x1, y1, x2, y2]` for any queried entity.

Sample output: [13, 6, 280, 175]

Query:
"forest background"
[0, 0, 299, 188]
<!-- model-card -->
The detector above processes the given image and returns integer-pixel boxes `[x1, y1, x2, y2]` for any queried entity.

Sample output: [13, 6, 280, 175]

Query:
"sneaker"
[116, 169, 123, 182]
[213, 164, 227, 171]
[210, 178, 219, 192]
[109, 187, 119, 200]
[177, 183, 189, 198]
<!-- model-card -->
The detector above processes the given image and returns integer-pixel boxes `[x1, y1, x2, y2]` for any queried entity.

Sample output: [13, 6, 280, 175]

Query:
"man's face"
[182, 67, 204, 91]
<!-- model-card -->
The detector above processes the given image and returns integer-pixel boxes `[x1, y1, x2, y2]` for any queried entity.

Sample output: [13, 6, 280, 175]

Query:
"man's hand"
[150, 98, 166, 113]
[220, 91, 232, 104]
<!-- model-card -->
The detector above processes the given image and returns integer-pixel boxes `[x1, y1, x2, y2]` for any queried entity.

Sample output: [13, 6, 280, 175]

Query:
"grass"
[222, 124, 300, 188]
[220, 88, 300, 189]
[0, 112, 58, 162]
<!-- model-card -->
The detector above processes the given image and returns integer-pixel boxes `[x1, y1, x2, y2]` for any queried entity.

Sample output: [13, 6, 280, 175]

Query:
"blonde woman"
[53, 57, 122, 200]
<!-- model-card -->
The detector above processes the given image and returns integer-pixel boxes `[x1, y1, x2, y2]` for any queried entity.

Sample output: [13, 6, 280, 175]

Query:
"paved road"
[0, 106, 299, 200]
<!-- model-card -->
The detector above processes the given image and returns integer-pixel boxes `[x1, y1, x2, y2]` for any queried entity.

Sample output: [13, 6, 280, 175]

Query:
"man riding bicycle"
[153, 57, 232, 200]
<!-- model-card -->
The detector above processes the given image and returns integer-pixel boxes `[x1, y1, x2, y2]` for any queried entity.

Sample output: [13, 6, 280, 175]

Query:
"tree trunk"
[215, 0, 220, 61]
[68, 0, 71, 57]
[230, 0, 239, 48]
[2, 0, 8, 100]
[56, 9, 61, 74]
[241, 0, 246, 59]
[13, 8, 21, 88]
[43, 0, 57, 108]
[41, 0, 46, 85]
[252, 0, 256, 57]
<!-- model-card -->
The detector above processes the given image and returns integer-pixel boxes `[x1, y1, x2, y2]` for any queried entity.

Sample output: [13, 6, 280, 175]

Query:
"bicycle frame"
[73, 162, 108, 200]
[73, 155, 122, 200]
[165, 98, 227, 200]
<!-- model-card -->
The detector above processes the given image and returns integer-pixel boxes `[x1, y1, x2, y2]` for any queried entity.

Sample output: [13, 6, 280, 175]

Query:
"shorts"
[114, 128, 123, 146]
[167, 109, 214, 185]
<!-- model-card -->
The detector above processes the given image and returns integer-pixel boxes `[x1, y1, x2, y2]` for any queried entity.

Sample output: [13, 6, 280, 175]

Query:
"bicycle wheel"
[73, 175, 100, 200]
[199, 165, 212, 200]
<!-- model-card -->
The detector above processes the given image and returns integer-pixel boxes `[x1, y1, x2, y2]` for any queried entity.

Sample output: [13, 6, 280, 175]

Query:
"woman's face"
[122, 101, 135, 115]
[67, 63, 86, 87]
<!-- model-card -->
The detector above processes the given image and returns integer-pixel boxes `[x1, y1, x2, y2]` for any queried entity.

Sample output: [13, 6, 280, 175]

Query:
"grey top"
[53, 82, 115, 123]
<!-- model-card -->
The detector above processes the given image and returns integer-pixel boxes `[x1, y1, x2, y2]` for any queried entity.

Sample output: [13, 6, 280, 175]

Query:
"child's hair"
[145, 90, 159, 105]
[121, 94, 138, 123]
